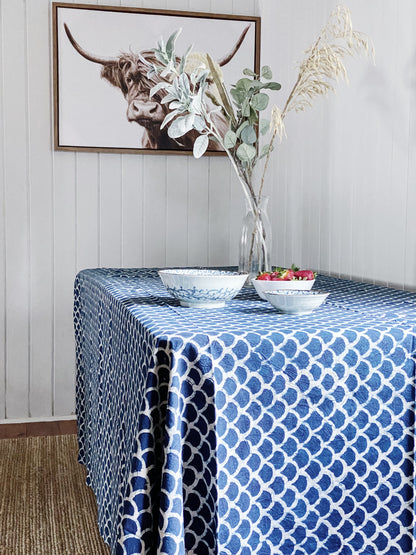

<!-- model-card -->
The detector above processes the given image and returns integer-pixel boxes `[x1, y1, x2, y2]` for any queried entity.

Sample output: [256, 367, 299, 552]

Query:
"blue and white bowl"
[252, 277, 315, 300]
[264, 289, 329, 315]
[158, 269, 248, 308]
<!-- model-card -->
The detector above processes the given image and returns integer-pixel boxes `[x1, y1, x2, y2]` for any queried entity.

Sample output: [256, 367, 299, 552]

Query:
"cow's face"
[100, 53, 167, 129]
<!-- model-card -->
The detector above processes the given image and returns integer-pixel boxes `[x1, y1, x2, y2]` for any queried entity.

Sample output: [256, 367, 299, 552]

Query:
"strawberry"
[281, 269, 295, 281]
[294, 269, 315, 280]
[256, 266, 315, 282]
[257, 272, 271, 281]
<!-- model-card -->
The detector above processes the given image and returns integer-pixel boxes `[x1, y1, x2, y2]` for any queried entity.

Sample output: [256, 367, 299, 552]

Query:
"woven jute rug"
[0, 434, 109, 554]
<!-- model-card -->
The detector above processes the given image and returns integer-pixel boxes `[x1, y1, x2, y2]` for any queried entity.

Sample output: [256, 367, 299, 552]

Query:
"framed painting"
[52, 3, 261, 155]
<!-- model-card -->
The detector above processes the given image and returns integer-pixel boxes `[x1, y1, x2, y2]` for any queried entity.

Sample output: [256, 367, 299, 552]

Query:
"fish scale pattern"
[73, 268, 416, 555]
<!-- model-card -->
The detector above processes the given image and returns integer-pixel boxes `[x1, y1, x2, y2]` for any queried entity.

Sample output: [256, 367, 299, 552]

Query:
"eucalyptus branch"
[148, 9, 372, 276]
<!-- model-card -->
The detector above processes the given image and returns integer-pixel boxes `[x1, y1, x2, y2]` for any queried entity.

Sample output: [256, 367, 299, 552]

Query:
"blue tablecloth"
[74, 268, 416, 555]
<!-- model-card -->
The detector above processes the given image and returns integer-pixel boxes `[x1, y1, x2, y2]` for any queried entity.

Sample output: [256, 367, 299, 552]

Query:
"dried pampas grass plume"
[259, 5, 373, 197]
[281, 5, 374, 119]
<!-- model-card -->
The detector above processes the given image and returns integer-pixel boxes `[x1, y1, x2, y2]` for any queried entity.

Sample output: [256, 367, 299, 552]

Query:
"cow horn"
[217, 25, 251, 67]
[63, 23, 115, 65]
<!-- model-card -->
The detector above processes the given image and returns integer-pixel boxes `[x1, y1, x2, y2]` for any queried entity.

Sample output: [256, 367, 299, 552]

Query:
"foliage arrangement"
[146, 6, 373, 272]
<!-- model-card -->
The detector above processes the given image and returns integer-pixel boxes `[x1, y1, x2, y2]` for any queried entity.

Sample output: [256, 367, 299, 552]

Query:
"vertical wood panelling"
[261, 0, 416, 290]
[166, 157, 189, 268]
[76, 154, 100, 272]
[210, 0, 233, 15]
[27, 0, 54, 416]
[0, 0, 416, 420]
[121, 155, 145, 268]
[188, 157, 209, 266]
[382, 4, 411, 288]
[53, 152, 76, 416]
[143, 156, 167, 267]
[0, 0, 6, 418]
[2, 0, 30, 418]
[99, 155, 123, 267]
[208, 158, 232, 266]
[404, 2, 416, 286]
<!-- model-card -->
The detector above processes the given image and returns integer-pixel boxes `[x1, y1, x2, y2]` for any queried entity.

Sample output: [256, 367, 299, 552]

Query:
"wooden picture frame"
[52, 3, 261, 155]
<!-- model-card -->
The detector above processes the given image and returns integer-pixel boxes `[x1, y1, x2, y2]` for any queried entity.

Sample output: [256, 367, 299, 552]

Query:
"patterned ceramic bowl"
[158, 269, 248, 308]
[252, 278, 315, 300]
[264, 289, 329, 315]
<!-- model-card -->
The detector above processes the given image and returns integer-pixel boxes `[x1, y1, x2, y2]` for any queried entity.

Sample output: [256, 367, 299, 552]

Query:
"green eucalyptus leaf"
[259, 118, 270, 135]
[235, 120, 249, 137]
[240, 125, 257, 145]
[243, 68, 257, 77]
[235, 77, 252, 91]
[224, 129, 237, 149]
[193, 134, 209, 159]
[248, 80, 263, 92]
[236, 143, 256, 162]
[251, 92, 269, 111]
[230, 88, 246, 105]
[261, 65, 273, 79]
[249, 106, 259, 124]
[260, 81, 281, 91]
[224, 129, 237, 150]
[241, 99, 251, 117]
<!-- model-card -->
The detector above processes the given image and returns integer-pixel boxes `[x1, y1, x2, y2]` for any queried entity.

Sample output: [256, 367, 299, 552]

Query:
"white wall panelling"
[3, 0, 31, 419]
[260, 0, 416, 288]
[0, 0, 415, 419]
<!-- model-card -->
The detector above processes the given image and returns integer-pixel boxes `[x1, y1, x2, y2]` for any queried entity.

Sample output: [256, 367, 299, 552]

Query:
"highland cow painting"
[52, 3, 260, 155]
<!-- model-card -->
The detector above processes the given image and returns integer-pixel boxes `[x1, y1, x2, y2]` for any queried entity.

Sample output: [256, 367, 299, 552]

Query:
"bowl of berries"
[252, 265, 316, 300]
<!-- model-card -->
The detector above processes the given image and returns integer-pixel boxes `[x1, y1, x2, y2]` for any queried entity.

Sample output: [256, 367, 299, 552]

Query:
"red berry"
[257, 273, 271, 281]
[294, 270, 315, 280]
[282, 269, 295, 281]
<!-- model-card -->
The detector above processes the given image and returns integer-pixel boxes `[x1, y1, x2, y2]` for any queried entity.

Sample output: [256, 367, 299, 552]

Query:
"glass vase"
[238, 195, 272, 281]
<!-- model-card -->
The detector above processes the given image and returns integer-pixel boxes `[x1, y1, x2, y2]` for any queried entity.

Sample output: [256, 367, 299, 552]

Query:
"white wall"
[260, 0, 416, 288]
[0, 0, 415, 420]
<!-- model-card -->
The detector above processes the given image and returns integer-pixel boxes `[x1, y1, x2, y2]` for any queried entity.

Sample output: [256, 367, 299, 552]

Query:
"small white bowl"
[158, 269, 248, 308]
[264, 289, 329, 315]
[252, 278, 315, 300]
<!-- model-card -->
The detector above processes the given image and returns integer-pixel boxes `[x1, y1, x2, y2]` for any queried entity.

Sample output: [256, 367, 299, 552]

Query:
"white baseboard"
[0, 415, 77, 425]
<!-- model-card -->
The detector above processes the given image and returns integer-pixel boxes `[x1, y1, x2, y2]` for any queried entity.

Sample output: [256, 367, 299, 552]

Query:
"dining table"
[73, 267, 416, 555]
